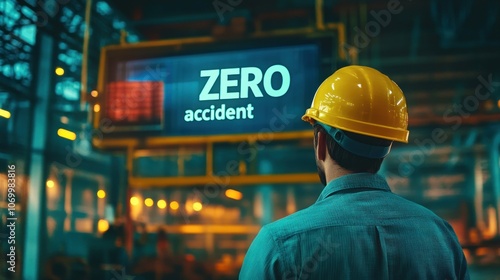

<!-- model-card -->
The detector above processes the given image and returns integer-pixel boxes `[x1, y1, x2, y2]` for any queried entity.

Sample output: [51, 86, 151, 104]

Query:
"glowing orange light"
[130, 196, 140, 206]
[157, 199, 167, 209]
[57, 128, 76, 141]
[97, 190, 106, 199]
[46, 180, 55, 188]
[170, 201, 179, 210]
[225, 189, 243, 200]
[91, 90, 98, 97]
[193, 202, 202, 211]
[98, 219, 109, 232]
[55, 67, 64, 76]
[0, 109, 11, 119]
[145, 198, 154, 207]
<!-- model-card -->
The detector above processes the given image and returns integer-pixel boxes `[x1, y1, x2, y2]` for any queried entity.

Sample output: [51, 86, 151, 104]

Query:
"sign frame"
[93, 31, 339, 149]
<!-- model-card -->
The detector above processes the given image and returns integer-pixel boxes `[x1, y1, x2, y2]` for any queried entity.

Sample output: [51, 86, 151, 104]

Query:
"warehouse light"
[170, 201, 179, 210]
[93, 104, 100, 112]
[193, 202, 203, 211]
[157, 199, 167, 209]
[91, 90, 98, 97]
[55, 67, 65, 76]
[144, 198, 154, 207]
[46, 180, 55, 188]
[97, 219, 109, 233]
[130, 196, 140, 206]
[0, 109, 11, 119]
[97, 190, 106, 199]
[225, 189, 243, 200]
[57, 128, 76, 141]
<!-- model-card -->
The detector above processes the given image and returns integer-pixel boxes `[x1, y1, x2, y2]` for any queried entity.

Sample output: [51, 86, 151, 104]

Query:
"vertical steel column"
[23, 33, 53, 280]
[286, 186, 296, 215]
[260, 186, 273, 225]
[125, 147, 133, 258]
[258, 160, 273, 225]
[490, 131, 500, 236]
[473, 150, 485, 232]
[80, 0, 93, 111]
[63, 170, 74, 231]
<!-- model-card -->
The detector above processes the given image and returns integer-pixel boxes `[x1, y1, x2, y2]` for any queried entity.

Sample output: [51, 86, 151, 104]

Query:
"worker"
[239, 65, 470, 279]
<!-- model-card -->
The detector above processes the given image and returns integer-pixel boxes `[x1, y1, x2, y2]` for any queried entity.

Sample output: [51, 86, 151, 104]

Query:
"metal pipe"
[314, 0, 347, 60]
[120, 29, 127, 45]
[129, 10, 252, 27]
[129, 173, 319, 187]
[315, 0, 325, 30]
[81, 0, 92, 111]
[64, 170, 74, 231]
[326, 23, 347, 60]
[102, 26, 348, 62]
[474, 151, 486, 233]
[206, 143, 213, 176]
[490, 130, 500, 236]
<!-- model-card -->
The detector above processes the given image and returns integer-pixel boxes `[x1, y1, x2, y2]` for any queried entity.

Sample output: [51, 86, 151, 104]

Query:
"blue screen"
[114, 44, 320, 136]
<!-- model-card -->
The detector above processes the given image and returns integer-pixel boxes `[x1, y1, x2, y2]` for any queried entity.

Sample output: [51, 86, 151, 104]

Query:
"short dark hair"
[313, 124, 392, 173]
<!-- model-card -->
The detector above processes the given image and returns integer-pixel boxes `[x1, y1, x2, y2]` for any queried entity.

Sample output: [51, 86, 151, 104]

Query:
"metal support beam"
[80, 0, 93, 111]
[129, 173, 319, 188]
[473, 151, 485, 232]
[23, 32, 53, 280]
[490, 131, 500, 237]
[259, 160, 273, 225]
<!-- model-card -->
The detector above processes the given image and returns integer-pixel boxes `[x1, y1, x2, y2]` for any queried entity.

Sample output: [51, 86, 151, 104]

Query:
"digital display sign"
[104, 81, 163, 129]
[103, 44, 320, 136]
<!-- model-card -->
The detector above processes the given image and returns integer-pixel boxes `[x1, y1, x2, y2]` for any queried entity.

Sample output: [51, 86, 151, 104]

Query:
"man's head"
[313, 122, 393, 185]
[302, 65, 409, 185]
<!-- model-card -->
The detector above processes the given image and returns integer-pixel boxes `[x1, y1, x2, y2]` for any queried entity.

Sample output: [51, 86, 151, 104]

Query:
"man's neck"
[325, 164, 353, 184]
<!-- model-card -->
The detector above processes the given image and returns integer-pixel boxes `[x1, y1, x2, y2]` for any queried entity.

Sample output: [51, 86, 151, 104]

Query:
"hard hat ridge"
[302, 65, 409, 143]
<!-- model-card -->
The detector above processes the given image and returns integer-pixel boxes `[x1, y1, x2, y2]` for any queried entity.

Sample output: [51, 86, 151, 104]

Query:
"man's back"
[239, 173, 469, 279]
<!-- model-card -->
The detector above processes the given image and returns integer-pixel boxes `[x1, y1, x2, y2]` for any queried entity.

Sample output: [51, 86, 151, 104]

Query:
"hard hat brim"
[302, 109, 409, 143]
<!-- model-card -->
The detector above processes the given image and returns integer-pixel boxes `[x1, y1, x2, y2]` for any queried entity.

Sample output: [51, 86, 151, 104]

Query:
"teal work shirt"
[240, 173, 470, 279]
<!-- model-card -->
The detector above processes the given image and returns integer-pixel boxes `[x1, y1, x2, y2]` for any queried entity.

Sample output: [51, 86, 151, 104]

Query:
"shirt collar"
[316, 173, 391, 202]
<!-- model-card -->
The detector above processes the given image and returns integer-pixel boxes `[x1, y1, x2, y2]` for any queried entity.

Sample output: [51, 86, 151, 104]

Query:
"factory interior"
[0, 0, 500, 279]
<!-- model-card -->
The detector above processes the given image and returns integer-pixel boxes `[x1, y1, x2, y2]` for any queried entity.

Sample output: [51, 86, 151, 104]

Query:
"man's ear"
[316, 130, 327, 161]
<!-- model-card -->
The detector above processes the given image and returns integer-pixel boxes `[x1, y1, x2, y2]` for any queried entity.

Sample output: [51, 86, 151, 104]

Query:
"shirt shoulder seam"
[264, 225, 288, 277]
[272, 215, 442, 241]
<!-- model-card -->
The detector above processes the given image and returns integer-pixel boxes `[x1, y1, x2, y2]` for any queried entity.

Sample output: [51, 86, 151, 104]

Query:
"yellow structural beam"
[93, 138, 139, 149]
[129, 173, 319, 188]
[146, 131, 312, 145]
[206, 142, 213, 176]
[93, 131, 313, 149]
[146, 224, 261, 234]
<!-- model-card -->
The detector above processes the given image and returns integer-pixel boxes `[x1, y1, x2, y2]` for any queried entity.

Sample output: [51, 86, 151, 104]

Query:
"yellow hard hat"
[302, 65, 409, 143]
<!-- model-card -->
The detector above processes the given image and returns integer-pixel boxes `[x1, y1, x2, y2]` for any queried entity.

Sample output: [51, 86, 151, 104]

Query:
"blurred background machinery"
[0, 0, 500, 279]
